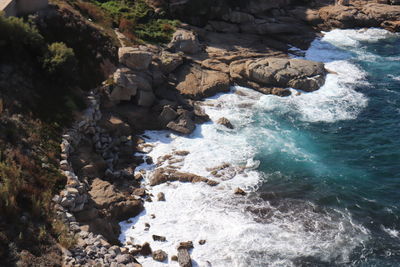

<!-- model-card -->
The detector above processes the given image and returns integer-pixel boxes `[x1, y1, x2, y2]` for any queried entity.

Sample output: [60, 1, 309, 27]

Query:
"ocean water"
[120, 28, 400, 266]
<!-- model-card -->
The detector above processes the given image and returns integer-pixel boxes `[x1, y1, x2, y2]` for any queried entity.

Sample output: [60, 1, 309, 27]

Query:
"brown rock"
[177, 241, 194, 250]
[149, 168, 219, 187]
[175, 64, 231, 100]
[171, 255, 178, 261]
[153, 249, 168, 262]
[217, 117, 234, 129]
[140, 242, 152, 256]
[157, 192, 166, 201]
[234, 187, 246, 196]
[152, 235, 167, 242]
[132, 188, 147, 197]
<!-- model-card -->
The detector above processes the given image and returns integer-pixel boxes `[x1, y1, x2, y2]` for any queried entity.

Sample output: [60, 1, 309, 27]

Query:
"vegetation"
[71, 0, 180, 44]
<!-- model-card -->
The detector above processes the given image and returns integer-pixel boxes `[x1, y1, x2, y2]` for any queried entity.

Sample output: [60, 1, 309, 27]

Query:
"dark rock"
[199, 240, 206, 245]
[177, 248, 192, 267]
[140, 242, 152, 256]
[152, 235, 167, 242]
[217, 117, 234, 129]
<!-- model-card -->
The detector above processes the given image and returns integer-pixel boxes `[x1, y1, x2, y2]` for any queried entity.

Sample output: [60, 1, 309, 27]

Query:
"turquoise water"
[121, 29, 400, 267]
[254, 29, 400, 266]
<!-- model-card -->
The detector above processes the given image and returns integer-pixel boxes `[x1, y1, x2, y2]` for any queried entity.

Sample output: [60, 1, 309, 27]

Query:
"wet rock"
[166, 115, 196, 135]
[217, 117, 234, 129]
[150, 168, 219, 186]
[171, 255, 178, 261]
[152, 235, 166, 242]
[152, 249, 168, 262]
[157, 192, 166, 201]
[199, 240, 206, 245]
[234, 187, 246, 196]
[140, 242, 152, 256]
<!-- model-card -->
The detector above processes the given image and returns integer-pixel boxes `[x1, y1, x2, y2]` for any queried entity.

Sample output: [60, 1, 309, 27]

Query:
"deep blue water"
[254, 30, 400, 266]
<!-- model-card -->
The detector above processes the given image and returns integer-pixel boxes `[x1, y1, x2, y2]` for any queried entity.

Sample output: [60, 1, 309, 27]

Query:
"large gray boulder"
[230, 57, 327, 93]
[111, 68, 153, 103]
[118, 47, 153, 70]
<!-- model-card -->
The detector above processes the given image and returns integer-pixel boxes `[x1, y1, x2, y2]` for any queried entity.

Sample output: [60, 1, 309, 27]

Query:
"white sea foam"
[119, 29, 377, 266]
[381, 226, 400, 239]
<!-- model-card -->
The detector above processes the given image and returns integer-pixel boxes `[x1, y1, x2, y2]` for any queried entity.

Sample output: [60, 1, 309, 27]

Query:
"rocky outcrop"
[175, 64, 230, 99]
[168, 29, 201, 54]
[118, 47, 153, 71]
[318, 3, 400, 31]
[230, 57, 327, 94]
[150, 168, 219, 186]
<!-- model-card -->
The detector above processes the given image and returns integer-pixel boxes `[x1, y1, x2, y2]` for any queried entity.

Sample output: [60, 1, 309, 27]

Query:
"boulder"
[99, 114, 131, 136]
[217, 117, 234, 129]
[136, 90, 156, 107]
[168, 29, 201, 54]
[177, 248, 192, 267]
[167, 115, 196, 135]
[140, 242, 152, 256]
[111, 68, 153, 103]
[159, 106, 179, 125]
[230, 57, 326, 93]
[118, 47, 153, 70]
[152, 250, 168, 262]
[159, 51, 184, 74]
[152, 235, 167, 242]
[175, 64, 231, 99]
[157, 192, 166, 201]
[149, 168, 219, 186]
[234, 187, 246, 195]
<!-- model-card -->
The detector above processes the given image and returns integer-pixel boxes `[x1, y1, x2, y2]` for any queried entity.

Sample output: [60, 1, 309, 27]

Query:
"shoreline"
[54, 1, 400, 265]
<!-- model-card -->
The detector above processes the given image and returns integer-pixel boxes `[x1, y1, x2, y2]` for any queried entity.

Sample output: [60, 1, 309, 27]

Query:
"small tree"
[42, 42, 77, 83]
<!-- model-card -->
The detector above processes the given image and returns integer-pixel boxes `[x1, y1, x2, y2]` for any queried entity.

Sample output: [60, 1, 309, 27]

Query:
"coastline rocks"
[168, 29, 201, 54]
[149, 168, 219, 186]
[230, 57, 326, 93]
[318, 3, 400, 31]
[140, 242, 152, 256]
[175, 64, 230, 99]
[157, 192, 166, 201]
[166, 111, 196, 135]
[234, 187, 246, 196]
[118, 47, 153, 70]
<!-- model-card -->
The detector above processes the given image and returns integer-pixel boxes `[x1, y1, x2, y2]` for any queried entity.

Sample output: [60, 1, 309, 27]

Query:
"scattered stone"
[152, 249, 168, 262]
[217, 117, 234, 129]
[199, 240, 206, 245]
[234, 187, 247, 196]
[177, 241, 194, 250]
[115, 254, 134, 264]
[157, 192, 166, 201]
[140, 242, 152, 256]
[152, 235, 167, 242]
[171, 255, 178, 261]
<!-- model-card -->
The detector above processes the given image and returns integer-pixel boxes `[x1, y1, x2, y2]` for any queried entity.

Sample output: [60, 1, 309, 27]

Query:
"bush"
[42, 42, 77, 81]
[0, 14, 46, 60]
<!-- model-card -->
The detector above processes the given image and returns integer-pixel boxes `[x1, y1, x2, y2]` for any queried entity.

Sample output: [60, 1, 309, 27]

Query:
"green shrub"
[42, 42, 77, 80]
[0, 14, 45, 59]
